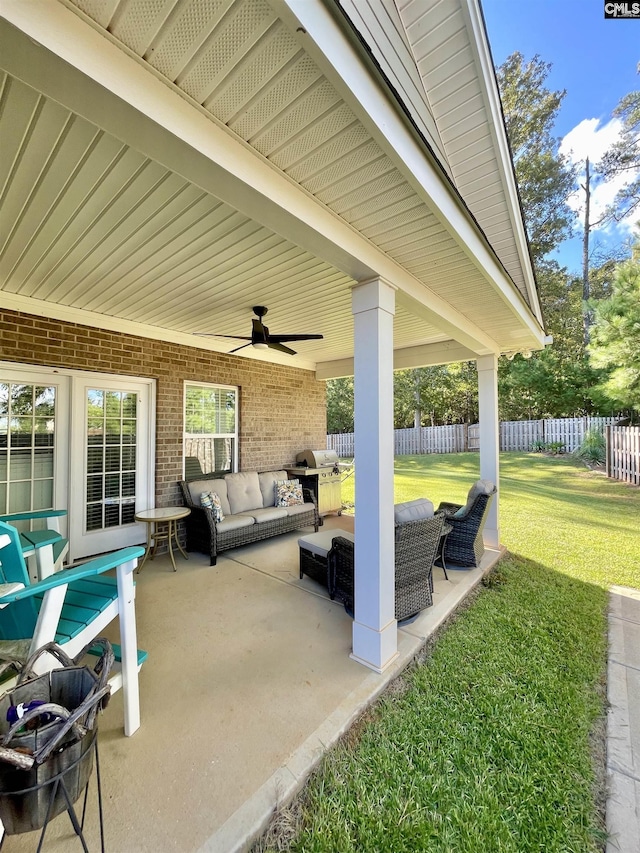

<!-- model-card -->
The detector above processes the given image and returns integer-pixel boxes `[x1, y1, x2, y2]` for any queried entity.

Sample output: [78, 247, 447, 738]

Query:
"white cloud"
[560, 116, 639, 233]
[559, 117, 623, 165]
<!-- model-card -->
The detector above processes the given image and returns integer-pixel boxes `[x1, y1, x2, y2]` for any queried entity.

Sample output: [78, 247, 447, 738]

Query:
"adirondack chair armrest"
[20, 530, 63, 550]
[0, 509, 67, 523]
[0, 546, 145, 604]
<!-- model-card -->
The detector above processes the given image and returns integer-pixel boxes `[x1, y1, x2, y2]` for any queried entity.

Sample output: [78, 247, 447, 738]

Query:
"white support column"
[477, 354, 500, 549]
[351, 278, 398, 673]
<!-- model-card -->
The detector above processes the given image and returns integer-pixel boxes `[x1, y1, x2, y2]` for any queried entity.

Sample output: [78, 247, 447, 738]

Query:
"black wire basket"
[0, 639, 113, 835]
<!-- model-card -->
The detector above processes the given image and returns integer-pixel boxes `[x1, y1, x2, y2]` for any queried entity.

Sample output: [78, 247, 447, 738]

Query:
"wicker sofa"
[328, 499, 445, 621]
[178, 470, 319, 565]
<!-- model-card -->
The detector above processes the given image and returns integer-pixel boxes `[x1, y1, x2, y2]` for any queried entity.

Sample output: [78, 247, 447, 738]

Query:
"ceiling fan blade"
[267, 341, 297, 355]
[193, 333, 253, 340]
[269, 334, 324, 343]
[228, 342, 252, 354]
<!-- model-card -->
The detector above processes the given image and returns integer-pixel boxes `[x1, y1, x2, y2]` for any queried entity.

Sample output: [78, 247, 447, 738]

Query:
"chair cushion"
[225, 472, 263, 514]
[466, 479, 496, 503]
[299, 529, 354, 558]
[258, 471, 288, 508]
[394, 499, 434, 524]
[188, 478, 231, 516]
[275, 480, 303, 507]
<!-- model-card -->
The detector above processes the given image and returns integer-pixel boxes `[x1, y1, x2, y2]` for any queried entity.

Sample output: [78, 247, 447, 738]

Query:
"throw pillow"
[273, 478, 294, 502]
[275, 479, 304, 507]
[210, 492, 225, 523]
[200, 491, 225, 522]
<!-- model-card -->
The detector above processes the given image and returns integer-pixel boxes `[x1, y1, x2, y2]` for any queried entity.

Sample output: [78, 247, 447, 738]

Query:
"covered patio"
[0, 0, 546, 675]
[1, 0, 541, 845]
[3, 515, 501, 852]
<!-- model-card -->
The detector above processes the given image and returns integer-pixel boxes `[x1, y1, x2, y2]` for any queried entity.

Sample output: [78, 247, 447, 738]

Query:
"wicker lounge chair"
[328, 511, 445, 621]
[436, 479, 496, 567]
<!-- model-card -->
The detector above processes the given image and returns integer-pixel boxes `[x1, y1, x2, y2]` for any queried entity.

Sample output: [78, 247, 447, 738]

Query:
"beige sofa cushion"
[188, 478, 231, 517]
[258, 471, 288, 508]
[225, 471, 263, 514]
[284, 503, 314, 518]
[216, 515, 255, 533]
[237, 507, 288, 523]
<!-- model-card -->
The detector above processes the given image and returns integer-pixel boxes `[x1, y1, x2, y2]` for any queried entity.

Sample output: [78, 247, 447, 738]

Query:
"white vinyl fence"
[327, 424, 467, 457]
[327, 416, 620, 456]
[500, 417, 617, 453]
[606, 426, 640, 486]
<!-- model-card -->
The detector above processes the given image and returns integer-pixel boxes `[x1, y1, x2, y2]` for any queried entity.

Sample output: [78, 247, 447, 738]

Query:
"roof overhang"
[0, 0, 546, 377]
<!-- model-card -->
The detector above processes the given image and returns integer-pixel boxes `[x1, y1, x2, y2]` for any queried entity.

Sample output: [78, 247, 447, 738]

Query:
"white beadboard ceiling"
[0, 0, 543, 375]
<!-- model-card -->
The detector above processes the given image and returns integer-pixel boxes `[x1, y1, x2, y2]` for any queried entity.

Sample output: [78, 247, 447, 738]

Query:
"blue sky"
[481, 0, 640, 273]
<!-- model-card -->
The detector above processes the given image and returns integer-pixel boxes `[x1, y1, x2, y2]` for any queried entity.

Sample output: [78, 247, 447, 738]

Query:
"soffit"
[0, 0, 542, 371]
[59, 0, 535, 319]
[0, 70, 448, 367]
[394, 0, 535, 308]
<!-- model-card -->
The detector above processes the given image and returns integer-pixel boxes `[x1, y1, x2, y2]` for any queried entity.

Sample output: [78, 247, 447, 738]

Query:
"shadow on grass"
[255, 553, 609, 853]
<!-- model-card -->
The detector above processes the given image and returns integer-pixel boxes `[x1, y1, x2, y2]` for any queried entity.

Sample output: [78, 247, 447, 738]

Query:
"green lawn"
[258, 453, 639, 852]
[342, 452, 639, 589]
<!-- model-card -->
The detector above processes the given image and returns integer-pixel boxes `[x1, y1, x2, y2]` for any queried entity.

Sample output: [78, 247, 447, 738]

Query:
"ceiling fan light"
[253, 342, 268, 350]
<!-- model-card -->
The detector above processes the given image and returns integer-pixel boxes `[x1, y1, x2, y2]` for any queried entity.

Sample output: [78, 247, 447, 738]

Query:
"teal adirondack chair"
[0, 509, 69, 581]
[0, 521, 147, 736]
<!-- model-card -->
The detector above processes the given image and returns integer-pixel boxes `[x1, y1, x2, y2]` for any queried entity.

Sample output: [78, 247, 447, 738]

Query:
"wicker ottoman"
[298, 529, 355, 592]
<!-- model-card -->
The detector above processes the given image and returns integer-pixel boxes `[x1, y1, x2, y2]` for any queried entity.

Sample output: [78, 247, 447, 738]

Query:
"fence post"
[605, 426, 612, 478]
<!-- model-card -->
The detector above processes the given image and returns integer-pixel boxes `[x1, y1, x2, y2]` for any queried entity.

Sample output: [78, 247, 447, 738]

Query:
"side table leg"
[168, 519, 177, 572]
[175, 522, 189, 560]
[440, 536, 449, 581]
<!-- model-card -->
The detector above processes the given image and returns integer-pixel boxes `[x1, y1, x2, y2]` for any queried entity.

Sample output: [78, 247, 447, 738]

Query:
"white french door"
[69, 375, 154, 560]
[0, 368, 69, 536]
[1, 363, 155, 562]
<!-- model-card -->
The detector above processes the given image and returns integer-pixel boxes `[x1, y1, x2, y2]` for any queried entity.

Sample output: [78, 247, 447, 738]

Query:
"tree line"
[326, 54, 640, 433]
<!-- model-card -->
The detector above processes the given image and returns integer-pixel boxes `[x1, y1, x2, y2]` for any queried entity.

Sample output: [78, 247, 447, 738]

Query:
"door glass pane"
[0, 382, 56, 518]
[34, 479, 53, 510]
[85, 388, 138, 532]
[9, 480, 30, 513]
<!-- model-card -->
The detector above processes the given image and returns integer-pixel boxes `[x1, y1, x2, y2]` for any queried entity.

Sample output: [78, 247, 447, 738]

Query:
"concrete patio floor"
[2, 516, 501, 853]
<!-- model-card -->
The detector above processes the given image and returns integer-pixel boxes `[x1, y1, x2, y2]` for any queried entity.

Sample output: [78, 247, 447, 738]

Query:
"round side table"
[135, 507, 191, 572]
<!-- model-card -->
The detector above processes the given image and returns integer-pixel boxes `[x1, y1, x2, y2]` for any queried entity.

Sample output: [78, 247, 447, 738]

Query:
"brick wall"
[0, 310, 326, 508]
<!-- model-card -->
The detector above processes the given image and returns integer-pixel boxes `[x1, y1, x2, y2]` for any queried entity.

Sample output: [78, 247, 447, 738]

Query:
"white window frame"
[183, 382, 238, 477]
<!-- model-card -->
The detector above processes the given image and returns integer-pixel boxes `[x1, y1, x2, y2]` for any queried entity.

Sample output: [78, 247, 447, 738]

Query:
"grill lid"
[295, 449, 339, 468]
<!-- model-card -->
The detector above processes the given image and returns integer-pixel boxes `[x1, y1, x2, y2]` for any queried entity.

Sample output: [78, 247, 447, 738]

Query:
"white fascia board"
[1, 293, 318, 371]
[273, 0, 546, 348]
[316, 340, 479, 380]
[0, 1, 505, 355]
[461, 0, 543, 325]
